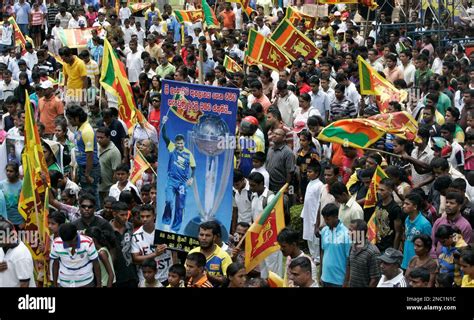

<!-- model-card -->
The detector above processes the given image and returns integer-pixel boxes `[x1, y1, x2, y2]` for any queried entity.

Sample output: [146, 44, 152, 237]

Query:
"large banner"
[155, 80, 238, 251]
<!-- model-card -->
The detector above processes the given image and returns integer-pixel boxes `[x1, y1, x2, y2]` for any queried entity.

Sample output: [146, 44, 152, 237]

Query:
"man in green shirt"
[96, 127, 122, 204]
[424, 80, 452, 116]
[155, 52, 175, 79]
[414, 54, 433, 88]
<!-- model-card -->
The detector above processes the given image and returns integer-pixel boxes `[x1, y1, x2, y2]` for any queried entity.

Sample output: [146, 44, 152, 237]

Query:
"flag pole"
[198, 43, 204, 84]
[363, 147, 401, 158]
[136, 147, 157, 177]
[363, 7, 371, 40]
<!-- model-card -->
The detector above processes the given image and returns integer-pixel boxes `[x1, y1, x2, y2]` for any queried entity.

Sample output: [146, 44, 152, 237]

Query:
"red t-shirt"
[148, 109, 160, 134]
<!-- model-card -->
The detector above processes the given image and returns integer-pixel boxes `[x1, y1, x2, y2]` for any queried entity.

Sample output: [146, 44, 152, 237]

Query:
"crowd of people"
[0, 0, 474, 288]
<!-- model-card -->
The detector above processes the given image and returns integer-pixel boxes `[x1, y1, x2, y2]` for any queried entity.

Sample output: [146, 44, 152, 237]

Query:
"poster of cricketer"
[156, 80, 238, 251]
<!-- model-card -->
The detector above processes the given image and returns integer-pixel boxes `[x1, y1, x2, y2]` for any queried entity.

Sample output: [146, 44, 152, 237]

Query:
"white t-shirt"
[108, 181, 139, 201]
[121, 26, 134, 45]
[119, 7, 132, 25]
[1, 24, 13, 46]
[126, 51, 144, 84]
[0, 241, 36, 287]
[131, 226, 173, 283]
[232, 180, 253, 224]
[377, 270, 408, 287]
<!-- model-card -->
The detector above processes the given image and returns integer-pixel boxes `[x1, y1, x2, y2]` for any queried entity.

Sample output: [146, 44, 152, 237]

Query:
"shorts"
[31, 25, 42, 35]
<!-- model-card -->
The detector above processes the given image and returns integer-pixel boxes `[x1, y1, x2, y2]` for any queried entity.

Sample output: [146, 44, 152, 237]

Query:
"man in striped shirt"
[50, 223, 101, 287]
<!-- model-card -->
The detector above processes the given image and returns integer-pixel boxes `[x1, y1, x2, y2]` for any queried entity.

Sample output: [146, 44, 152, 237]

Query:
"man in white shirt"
[368, 48, 384, 72]
[300, 162, 323, 265]
[1, 69, 18, 102]
[119, 1, 132, 25]
[232, 170, 253, 225]
[399, 50, 416, 88]
[255, 16, 271, 37]
[275, 80, 299, 128]
[376, 248, 408, 287]
[22, 42, 37, 71]
[108, 164, 140, 201]
[55, 7, 72, 29]
[92, 12, 111, 29]
[248, 172, 275, 222]
[0, 19, 14, 52]
[0, 219, 36, 287]
[121, 19, 134, 46]
[126, 40, 143, 84]
[320, 76, 336, 105]
[336, 73, 361, 109]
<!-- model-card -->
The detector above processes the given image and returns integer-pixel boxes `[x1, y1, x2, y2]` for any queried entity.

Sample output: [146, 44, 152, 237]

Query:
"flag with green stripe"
[245, 184, 287, 273]
[202, 0, 219, 28]
[174, 9, 204, 23]
[246, 29, 291, 72]
[271, 19, 321, 60]
[358, 55, 408, 113]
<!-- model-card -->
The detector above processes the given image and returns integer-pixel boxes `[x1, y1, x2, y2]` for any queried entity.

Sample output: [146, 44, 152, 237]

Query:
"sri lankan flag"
[364, 166, 388, 209]
[368, 112, 420, 143]
[271, 19, 321, 61]
[101, 38, 149, 133]
[202, 0, 219, 28]
[246, 29, 291, 72]
[129, 2, 151, 13]
[245, 184, 287, 273]
[130, 150, 151, 184]
[170, 93, 203, 124]
[57, 28, 95, 48]
[18, 93, 51, 285]
[358, 56, 408, 113]
[285, 6, 316, 29]
[223, 55, 242, 73]
[317, 118, 384, 149]
[174, 9, 204, 23]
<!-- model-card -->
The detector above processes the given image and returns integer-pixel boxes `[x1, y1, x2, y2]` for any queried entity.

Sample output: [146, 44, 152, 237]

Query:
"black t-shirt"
[374, 199, 403, 252]
[112, 222, 138, 284]
[4, 115, 14, 132]
[107, 119, 127, 156]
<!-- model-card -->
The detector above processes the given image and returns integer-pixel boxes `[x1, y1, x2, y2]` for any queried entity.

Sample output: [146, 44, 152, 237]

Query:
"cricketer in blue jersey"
[161, 117, 196, 232]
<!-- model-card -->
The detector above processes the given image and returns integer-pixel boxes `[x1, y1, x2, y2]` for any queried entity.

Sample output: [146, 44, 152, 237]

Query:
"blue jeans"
[162, 180, 186, 232]
[77, 164, 101, 209]
[18, 24, 29, 37]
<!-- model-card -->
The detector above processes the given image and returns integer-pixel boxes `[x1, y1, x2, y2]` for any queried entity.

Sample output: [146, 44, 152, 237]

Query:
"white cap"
[334, 11, 341, 16]
[40, 80, 53, 89]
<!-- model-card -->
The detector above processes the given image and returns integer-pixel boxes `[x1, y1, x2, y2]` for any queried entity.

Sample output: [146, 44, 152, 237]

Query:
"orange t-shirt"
[219, 10, 235, 29]
[39, 96, 65, 134]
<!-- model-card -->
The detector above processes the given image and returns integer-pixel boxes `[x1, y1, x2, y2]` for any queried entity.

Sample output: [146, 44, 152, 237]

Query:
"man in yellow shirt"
[188, 221, 232, 287]
[59, 46, 87, 103]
